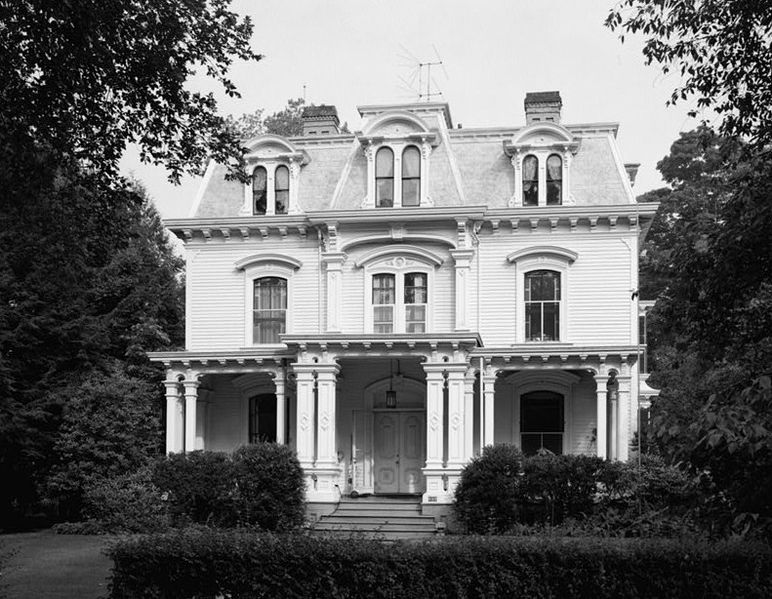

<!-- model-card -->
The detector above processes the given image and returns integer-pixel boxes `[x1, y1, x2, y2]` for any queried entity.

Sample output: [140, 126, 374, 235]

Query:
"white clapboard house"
[150, 92, 657, 520]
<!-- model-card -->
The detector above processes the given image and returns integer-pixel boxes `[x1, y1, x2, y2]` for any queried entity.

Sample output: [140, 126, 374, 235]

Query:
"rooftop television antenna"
[397, 45, 448, 102]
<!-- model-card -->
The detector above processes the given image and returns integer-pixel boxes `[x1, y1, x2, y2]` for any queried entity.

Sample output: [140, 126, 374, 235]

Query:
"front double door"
[373, 411, 425, 494]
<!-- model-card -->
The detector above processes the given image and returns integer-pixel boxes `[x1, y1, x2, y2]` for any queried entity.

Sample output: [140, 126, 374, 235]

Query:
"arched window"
[249, 393, 277, 443]
[546, 154, 562, 205]
[525, 270, 560, 341]
[522, 155, 538, 206]
[404, 272, 427, 332]
[372, 273, 396, 333]
[274, 165, 289, 214]
[375, 147, 394, 207]
[521, 390, 564, 455]
[401, 146, 421, 207]
[253, 277, 287, 343]
[252, 166, 267, 215]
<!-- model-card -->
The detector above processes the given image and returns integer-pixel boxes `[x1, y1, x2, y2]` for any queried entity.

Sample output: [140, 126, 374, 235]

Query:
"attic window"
[253, 166, 267, 215]
[376, 147, 395, 207]
[522, 155, 539, 207]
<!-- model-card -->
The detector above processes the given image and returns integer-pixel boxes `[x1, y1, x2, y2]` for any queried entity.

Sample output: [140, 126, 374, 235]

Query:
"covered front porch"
[150, 339, 639, 509]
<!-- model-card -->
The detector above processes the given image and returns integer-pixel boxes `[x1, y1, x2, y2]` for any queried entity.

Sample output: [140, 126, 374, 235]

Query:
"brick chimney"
[301, 105, 340, 136]
[524, 91, 562, 125]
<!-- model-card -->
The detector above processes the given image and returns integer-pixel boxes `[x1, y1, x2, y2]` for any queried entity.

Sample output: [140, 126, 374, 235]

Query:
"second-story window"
[253, 166, 268, 215]
[253, 277, 287, 344]
[274, 165, 289, 214]
[525, 270, 560, 341]
[522, 155, 539, 206]
[401, 146, 421, 207]
[372, 273, 396, 333]
[546, 154, 562, 205]
[404, 272, 427, 332]
[375, 147, 394, 207]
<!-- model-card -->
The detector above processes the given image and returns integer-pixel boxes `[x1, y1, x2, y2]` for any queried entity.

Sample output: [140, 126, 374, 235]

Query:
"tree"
[606, 0, 772, 151]
[228, 98, 351, 141]
[0, 0, 260, 183]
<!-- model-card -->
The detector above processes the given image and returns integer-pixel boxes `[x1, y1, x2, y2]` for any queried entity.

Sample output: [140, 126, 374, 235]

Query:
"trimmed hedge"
[108, 529, 772, 598]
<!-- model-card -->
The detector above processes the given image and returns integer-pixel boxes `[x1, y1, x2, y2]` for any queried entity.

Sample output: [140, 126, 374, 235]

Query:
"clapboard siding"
[186, 240, 321, 350]
[476, 230, 636, 346]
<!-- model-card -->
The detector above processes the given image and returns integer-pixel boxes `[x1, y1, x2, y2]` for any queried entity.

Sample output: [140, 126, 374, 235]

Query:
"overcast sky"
[121, 0, 703, 219]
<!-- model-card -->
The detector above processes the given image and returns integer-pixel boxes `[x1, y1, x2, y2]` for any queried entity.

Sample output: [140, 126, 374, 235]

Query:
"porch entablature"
[147, 349, 294, 377]
[282, 333, 482, 363]
[472, 344, 641, 375]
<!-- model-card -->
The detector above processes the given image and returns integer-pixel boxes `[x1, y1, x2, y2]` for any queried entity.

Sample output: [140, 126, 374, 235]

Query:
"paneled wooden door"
[373, 411, 425, 494]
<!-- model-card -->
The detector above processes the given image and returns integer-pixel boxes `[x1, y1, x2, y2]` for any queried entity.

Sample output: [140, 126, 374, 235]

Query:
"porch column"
[594, 370, 608, 459]
[463, 370, 476, 461]
[617, 370, 631, 461]
[274, 371, 286, 445]
[482, 368, 496, 447]
[314, 364, 340, 469]
[609, 390, 618, 460]
[322, 253, 346, 332]
[450, 249, 475, 331]
[445, 365, 468, 496]
[292, 364, 316, 470]
[183, 378, 199, 454]
[164, 379, 183, 454]
[422, 364, 449, 504]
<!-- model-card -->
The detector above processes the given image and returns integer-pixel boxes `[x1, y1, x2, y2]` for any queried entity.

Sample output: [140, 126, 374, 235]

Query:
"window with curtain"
[546, 154, 562, 205]
[522, 155, 538, 206]
[249, 393, 277, 443]
[521, 391, 564, 455]
[252, 166, 267, 215]
[372, 273, 395, 333]
[525, 270, 560, 341]
[253, 277, 287, 343]
[401, 146, 421, 207]
[404, 272, 427, 332]
[274, 165, 289, 214]
[375, 147, 394, 207]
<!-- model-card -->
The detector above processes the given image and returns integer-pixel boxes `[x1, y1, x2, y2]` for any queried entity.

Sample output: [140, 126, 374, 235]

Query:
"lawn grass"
[1, 529, 112, 599]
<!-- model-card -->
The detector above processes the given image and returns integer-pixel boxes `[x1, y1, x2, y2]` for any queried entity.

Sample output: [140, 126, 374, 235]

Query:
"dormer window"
[241, 135, 309, 216]
[375, 147, 395, 207]
[252, 166, 268, 215]
[401, 146, 421, 207]
[522, 155, 539, 207]
[546, 154, 562, 205]
[274, 165, 289, 214]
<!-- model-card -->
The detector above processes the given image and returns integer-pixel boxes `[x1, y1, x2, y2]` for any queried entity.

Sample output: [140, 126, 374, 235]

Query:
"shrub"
[152, 451, 236, 527]
[454, 444, 524, 533]
[81, 467, 169, 534]
[520, 454, 604, 525]
[231, 443, 305, 531]
[108, 530, 772, 599]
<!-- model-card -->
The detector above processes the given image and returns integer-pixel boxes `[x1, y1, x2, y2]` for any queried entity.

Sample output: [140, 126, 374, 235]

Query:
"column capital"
[450, 248, 475, 264]
[321, 252, 347, 268]
[291, 362, 340, 376]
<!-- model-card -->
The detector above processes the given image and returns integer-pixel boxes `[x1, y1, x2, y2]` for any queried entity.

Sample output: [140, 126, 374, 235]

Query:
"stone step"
[334, 506, 422, 516]
[314, 522, 437, 533]
[313, 529, 437, 540]
[321, 515, 435, 526]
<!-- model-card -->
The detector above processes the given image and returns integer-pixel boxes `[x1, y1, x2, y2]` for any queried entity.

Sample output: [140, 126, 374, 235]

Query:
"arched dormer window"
[522, 155, 539, 206]
[274, 165, 289, 214]
[546, 154, 562, 206]
[401, 146, 421, 207]
[375, 147, 394, 207]
[252, 166, 267, 215]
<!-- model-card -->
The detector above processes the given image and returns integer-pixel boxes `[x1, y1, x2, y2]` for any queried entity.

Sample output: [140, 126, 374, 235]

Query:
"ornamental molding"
[234, 253, 302, 271]
[243, 134, 311, 165]
[354, 244, 445, 268]
[506, 245, 578, 264]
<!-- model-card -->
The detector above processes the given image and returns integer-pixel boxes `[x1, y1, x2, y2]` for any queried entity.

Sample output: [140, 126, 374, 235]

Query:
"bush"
[80, 467, 169, 534]
[152, 451, 236, 527]
[231, 443, 305, 531]
[520, 454, 604, 525]
[108, 529, 772, 598]
[454, 444, 524, 534]
[152, 445, 306, 531]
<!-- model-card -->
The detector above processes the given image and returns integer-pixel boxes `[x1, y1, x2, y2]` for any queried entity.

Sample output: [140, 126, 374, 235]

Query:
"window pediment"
[355, 245, 444, 269]
[235, 253, 302, 272]
[359, 110, 435, 139]
[507, 246, 578, 265]
[244, 135, 310, 164]
[507, 122, 577, 150]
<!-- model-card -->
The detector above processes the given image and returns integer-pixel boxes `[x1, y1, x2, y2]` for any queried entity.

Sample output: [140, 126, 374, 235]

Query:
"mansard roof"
[191, 101, 634, 218]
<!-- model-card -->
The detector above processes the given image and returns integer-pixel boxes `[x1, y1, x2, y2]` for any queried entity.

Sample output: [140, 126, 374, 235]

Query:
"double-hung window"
[252, 164, 292, 215]
[374, 144, 422, 208]
[525, 270, 560, 341]
[371, 271, 429, 333]
[253, 277, 287, 343]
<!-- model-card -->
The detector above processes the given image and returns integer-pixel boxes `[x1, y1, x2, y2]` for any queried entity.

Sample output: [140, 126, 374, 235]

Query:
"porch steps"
[312, 496, 438, 540]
